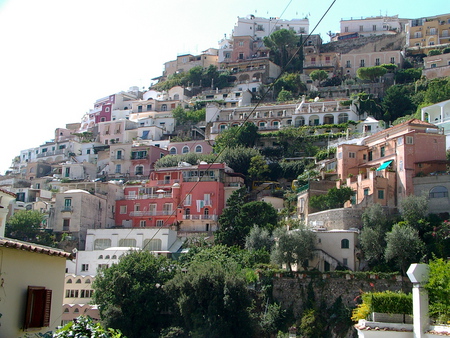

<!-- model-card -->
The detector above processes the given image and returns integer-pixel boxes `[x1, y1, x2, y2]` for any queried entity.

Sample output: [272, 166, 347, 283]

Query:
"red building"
[115, 162, 244, 234]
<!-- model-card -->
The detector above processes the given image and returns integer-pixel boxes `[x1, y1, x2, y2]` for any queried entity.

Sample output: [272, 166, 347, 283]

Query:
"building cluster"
[0, 11, 450, 336]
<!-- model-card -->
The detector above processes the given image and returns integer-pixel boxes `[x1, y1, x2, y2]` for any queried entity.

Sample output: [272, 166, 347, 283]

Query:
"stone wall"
[307, 208, 364, 230]
[272, 273, 411, 317]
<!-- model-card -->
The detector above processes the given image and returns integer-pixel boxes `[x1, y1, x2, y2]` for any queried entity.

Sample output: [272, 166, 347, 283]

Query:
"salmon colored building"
[336, 119, 447, 208]
[115, 162, 244, 234]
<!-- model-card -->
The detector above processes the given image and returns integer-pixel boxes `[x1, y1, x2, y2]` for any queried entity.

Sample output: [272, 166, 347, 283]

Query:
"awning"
[376, 160, 393, 171]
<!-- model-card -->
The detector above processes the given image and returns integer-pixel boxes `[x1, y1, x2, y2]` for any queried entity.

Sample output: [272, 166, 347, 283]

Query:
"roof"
[0, 188, 16, 198]
[0, 237, 72, 258]
[364, 119, 438, 143]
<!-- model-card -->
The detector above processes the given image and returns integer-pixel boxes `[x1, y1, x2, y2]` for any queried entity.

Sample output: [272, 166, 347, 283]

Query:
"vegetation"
[263, 29, 303, 72]
[171, 106, 205, 125]
[54, 316, 124, 338]
[5, 210, 55, 247]
[309, 70, 329, 84]
[425, 257, 450, 324]
[356, 66, 387, 82]
[309, 187, 355, 211]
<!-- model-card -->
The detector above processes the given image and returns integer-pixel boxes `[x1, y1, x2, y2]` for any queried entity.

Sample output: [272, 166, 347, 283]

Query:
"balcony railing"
[125, 193, 172, 200]
[61, 206, 73, 212]
[156, 179, 180, 185]
[182, 215, 218, 220]
[129, 210, 175, 217]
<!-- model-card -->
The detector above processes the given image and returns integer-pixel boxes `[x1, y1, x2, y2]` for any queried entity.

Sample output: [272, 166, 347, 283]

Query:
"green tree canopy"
[166, 260, 256, 337]
[399, 194, 429, 229]
[248, 155, 271, 182]
[271, 221, 316, 271]
[245, 226, 274, 252]
[5, 210, 54, 246]
[277, 88, 294, 102]
[309, 70, 329, 83]
[357, 66, 387, 82]
[92, 251, 177, 338]
[54, 316, 124, 338]
[382, 84, 416, 122]
[385, 224, 425, 275]
[263, 29, 301, 71]
[309, 187, 355, 211]
[274, 73, 306, 97]
[214, 122, 259, 152]
[216, 146, 261, 175]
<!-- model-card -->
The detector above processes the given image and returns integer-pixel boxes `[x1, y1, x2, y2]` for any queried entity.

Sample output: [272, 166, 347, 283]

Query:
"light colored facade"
[340, 15, 407, 37]
[406, 13, 450, 50]
[219, 58, 282, 87]
[49, 189, 110, 249]
[337, 119, 447, 208]
[233, 15, 309, 39]
[340, 50, 403, 78]
[115, 163, 244, 234]
[56, 162, 97, 181]
[413, 174, 450, 216]
[168, 140, 214, 156]
[0, 238, 70, 337]
[0, 188, 16, 237]
[206, 100, 358, 139]
[421, 99, 450, 146]
[97, 119, 138, 145]
[62, 274, 99, 326]
[164, 50, 218, 77]
[422, 53, 450, 79]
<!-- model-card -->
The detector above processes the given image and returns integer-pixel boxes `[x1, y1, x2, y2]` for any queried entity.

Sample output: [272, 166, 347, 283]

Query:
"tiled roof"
[0, 188, 16, 198]
[0, 237, 72, 258]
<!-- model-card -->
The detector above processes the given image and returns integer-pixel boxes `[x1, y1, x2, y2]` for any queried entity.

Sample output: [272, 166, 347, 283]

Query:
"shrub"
[362, 291, 412, 315]
[428, 49, 442, 56]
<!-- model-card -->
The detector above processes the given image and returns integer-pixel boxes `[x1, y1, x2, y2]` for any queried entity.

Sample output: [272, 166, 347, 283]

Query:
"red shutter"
[24, 286, 52, 329]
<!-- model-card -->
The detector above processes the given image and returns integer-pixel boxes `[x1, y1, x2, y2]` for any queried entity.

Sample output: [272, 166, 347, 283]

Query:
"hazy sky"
[0, 0, 448, 173]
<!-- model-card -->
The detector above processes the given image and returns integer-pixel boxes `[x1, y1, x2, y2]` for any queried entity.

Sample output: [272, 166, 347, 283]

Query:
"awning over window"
[376, 160, 393, 171]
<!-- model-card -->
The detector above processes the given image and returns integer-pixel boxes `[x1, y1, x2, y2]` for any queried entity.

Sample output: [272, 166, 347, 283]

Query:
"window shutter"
[24, 286, 52, 329]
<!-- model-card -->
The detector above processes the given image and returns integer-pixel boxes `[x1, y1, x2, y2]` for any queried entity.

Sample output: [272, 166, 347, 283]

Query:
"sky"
[0, 0, 448, 174]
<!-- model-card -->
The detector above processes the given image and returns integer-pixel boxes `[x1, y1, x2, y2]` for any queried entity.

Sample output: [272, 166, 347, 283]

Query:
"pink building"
[336, 119, 446, 207]
[168, 140, 214, 155]
[115, 163, 244, 234]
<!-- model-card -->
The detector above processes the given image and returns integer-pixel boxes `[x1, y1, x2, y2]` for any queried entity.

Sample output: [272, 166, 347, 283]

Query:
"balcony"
[129, 210, 174, 217]
[156, 179, 180, 185]
[61, 206, 73, 212]
[125, 193, 172, 200]
[182, 214, 218, 221]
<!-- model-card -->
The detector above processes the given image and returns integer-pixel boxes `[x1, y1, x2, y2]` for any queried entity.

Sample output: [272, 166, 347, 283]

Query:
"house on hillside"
[0, 188, 16, 237]
[0, 238, 70, 337]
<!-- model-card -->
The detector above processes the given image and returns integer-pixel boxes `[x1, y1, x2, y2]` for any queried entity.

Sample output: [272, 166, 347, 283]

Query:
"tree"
[399, 194, 428, 229]
[248, 155, 270, 182]
[351, 92, 384, 120]
[216, 188, 278, 247]
[277, 88, 294, 102]
[309, 70, 328, 84]
[423, 77, 450, 104]
[166, 260, 256, 337]
[425, 257, 450, 323]
[274, 73, 306, 97]
[309, 187, 355, 211]
[263, 29, 301, 71]
[271, 222, 316, 271]
[356, 66, 387, 82]
[245, 226, 273, 252]
[385, 224, 425, 275]
[395, 68, 422, 84]
[214, 122, 259, 152]
[54, 316, 124, 338]
[216, 146, 261, 176]
[5, 210, 54, 246]
[92, 251, 177, 338]
[382, 84, 416, 122]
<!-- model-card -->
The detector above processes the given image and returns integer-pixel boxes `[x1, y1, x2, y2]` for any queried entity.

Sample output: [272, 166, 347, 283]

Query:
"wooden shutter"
[24, 286, 52, 329]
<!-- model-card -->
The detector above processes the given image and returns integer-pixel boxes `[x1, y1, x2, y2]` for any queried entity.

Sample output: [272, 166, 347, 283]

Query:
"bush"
[362, 291, 412, 315]
[425, 258, 450, 324]
[428, 49, 442, 56]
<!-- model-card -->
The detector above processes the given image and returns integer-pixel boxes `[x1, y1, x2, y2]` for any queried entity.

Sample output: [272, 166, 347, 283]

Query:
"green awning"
[376, 160, 393, 171]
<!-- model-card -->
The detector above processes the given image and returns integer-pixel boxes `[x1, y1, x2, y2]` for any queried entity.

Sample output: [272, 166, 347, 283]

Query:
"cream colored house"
[0, 238, 71, 337]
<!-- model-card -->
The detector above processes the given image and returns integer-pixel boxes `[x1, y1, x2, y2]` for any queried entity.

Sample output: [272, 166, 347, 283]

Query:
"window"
[85, 279, 91, 284]
[64, 198, 72, 207]
[204, 208, 209, 216]
[414, 31, 422, 38]
[156, 220, 164, 227]
[375, 58, 380, 66]
[390, 57, 395, 64]
[346, 60, 351, 68]
[431, 63, 437, 68]
[430, 28, 437, 35]
[364, 188, 369, 196]
[399, 160, 404, 171]
[98, 264, 109, 270]
[147, 104, 152, 111]
[344, 26, 349, 32]
[378, 189, 384, 199]
[406, 136, 413, 144]
[161, 104, 167, 111]
[238, 41, 244, 46]
[140, 220, 146, 227]
[169, 147, 177, 155]
[397, 137, 403, 146]
[119, 205, 127, 214]
[63, 219, 70, 231]
[65, 289, 79, 298]
[343, 258, 348, 266]
[372, 24, 376, 31]
[195, 145, 202, 153]
[349, 152, 356, 158]
[184, 194, 192, 206]
[24, 286, 52, 329]
[94, 238, 111, 250]
[380, 146, 385, 157]
[429, 186, 448, 198]
[80, 290, 93, 298]
[360, 59, 365, 67]
[144, 239, 162, 251]
[66, 279, 72, 284]
[163, 203, 173, 215]
[138, 105, 142, 112]
[119, 238, 137, 247]
[341, 239, 350, 249]
[359, 25, 363, 32]
[238, 53, 244, 60]
[115, 164, 121, 173]
[311, 57, 316, 65]
[204, 193, 211, 206]
[76, 279, 81, 284]
[135, 165, 144, 175]
[182, 146, 189, 154]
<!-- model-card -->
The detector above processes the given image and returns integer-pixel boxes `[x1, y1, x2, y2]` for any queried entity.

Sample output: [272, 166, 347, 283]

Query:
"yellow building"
[407, 13, 450, 53]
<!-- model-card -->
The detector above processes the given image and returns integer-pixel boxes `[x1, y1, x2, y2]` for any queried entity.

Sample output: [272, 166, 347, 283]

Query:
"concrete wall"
[308, 208, 364, 230]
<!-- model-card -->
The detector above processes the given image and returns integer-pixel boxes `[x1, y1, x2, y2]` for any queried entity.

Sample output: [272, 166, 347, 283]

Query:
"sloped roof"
[0, 237, 72, 258]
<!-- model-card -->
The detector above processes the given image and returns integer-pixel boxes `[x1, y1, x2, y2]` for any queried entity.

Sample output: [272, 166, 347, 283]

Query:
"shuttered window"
[24, 286, 52, 329]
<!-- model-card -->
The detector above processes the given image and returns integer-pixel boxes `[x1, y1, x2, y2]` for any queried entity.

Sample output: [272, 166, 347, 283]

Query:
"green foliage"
[216, 146, 261, 175]
[362, 291, 412, 315]
[54, 316, 124, 338]
[154, 152, 216, 169]
[357, 66, 387, 82]
[351, 92, 383, 119]
[395, 68, 422, 84]
[166, 260, 256, 337]
[248, 155, 270, 181]
[385, 224, 425, 275]
[399, 194, 428, 229]
[277, 88, 294, 102]
[5, 210, 55, 247]
[216, 188, 278, 248]
[443, 47, 450, 54]
[214, 122, 259, 152]
[92, 251, 177, 338]
[425, 258, 450, 323]
[171, 106, 205, 126]
[263, 29, 303, 71]
[382, 84, 416, 122]
[380, 63, 398, 71]
[309, 187, 355, 211]
[309, 70, 328, 83]
[271, 222, 316, 271]
[299, 309, 325, 338]
[428, 49, 442, 56]
[245, 226, 274, 252]
[315, 147, 336, 161]
[423, 77, 450, 104]
[274, 73, 306, 97]
[259, 302, 288, 337]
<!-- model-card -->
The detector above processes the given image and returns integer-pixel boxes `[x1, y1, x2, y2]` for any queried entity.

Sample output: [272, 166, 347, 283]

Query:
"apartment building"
[421, 99, 450, 146]
[115, 162, 244, 234]
[340, 50, 403, 78]
[340, 15, 408, 37]
[205, 99, 358, 139]
[337, 119, 446, 208]
[406, 13, 450, 50]
[422, 52, 450, 79]
[163, 49, 218, 77]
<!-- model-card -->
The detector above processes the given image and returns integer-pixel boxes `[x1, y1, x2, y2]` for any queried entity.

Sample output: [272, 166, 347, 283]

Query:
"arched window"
[85, 279, 91, 284]
[67, 279, 72, 284]
[112, 255, 117, 259]
[98, 255, 103, 259]
[74, 308, 80, 313]
[182, 146, 189, 154]
[161, 104, 167, 111]
[76, 279, 81, 284]
[143, 239, 162, 251]
[195, 145, 202, 153]
[341, 239, 350, 249]
[119, 238, 137, 247]
[64, 308, 70, 313]
[169, 147, 176, 155]
[429, 186, 448, 198]
[105, 255, 110, 259]
[338, 113, 349, 124]
[173, 94, 180, 100]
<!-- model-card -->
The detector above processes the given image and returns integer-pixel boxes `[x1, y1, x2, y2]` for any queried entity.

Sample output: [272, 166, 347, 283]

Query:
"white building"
[340, 15, 407, 37]
[233, 15, 309, 38]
